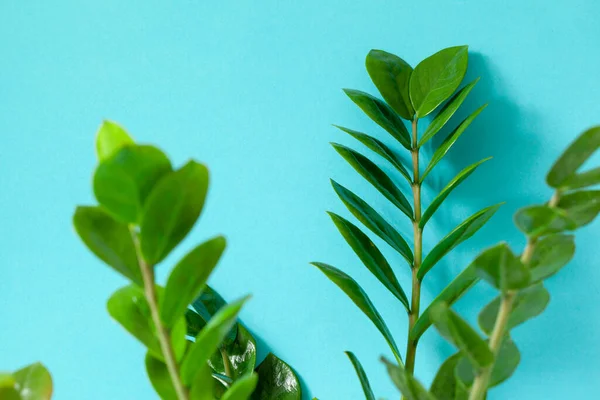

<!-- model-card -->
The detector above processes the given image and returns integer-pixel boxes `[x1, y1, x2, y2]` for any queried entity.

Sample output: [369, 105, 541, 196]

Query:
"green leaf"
[547, 126, 600, 188]
[221, 373, 258, 400]
[145, 353, 177, 400]
[310, 262, 402, 363]
[187, 285, 238, 346]
[141, 161, 210, 264]
[514, 205, 576, 238]
[478, 284, 550, 335]
[161, 236, 226, 328]
[12, 363, 53, 400]
[93, 145, 172, 224]
[430, 303, 494, 369]
[209, 324, 257, 380]
[73, 206, 142, 285]
[419, 78, 480, 146]
[430, 353, 461, 400]
[411, 264, 479, 342]
[328, 212, 410, 310]
[333, 125, 411, 183]
[332, 143, 413, 219]
[343, 89, 411, 148]
[418, 204, 502, 280]
[381, 358, 435, 400]
[0, 387, 19, 400]
[345, 352, 375, 400]
[251, 353, 302, 400]
[420, 158, 491, 229]
[560, 167, 600, 190]
[95, 120, 135, 161]
[0, 374, 15, 388]
[331, 180, 413, 263]
[421, 105, 487, 182]
[472, 243, 530, 291]
[181, 296, 249, 385]
[409, 46, 469, 118]
[189, 363, 215, 400]
[456, 337, 520, 388]
[558, 190, 600, 228]
[529, 234, 575, 282]
[365, 49, 414, 120]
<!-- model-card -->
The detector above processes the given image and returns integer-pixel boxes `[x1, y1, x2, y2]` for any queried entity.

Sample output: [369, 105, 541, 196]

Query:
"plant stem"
[405, 118, 422, 375]
[220, 348, 233, 380]
[130, 228, 189, 400]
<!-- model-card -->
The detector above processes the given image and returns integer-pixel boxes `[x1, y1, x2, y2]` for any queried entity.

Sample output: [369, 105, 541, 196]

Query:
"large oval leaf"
[12, 363, 53, 400]
[557, 190, 600, 228]
[529, 234, 575, 282]
[345, 352, 375, 400]
[145, 353, 177, 400]
[95, 120, 134, 161]
[547, 126, 600, 188]
[251, 353, 302, 400]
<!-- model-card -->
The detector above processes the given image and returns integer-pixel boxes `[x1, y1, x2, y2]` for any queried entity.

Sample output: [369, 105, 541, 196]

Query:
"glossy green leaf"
[418, 204, 502, 280]
[332, 180, 413, 263]
[430, 303, 493, 369]
[365, 49, 414, 120]
[558, 190, 600, 228]
[560, 167, 600, 190]
[409, 46, 469, 118]
[332, 143, 413, 219]
[251, 353, 302, 400]
[181, 296, 249, 385]
[456, 337, 520, 388]
[547, 126, 600, 188]
[381, 358, 435, 400]
[529, 234, 575, 282]
[93, 145, 172, 224]
[95, 120, 135, 161]
[333, 125, 411, 183]
[73, 206, 142, 285]
[411, 264, 479, 342]
[161, 236, 226, 328]
[221, 373, 258, 400]
[345, 352, 375, 400]
[420, 158, 491, 229]
[478, 284, 550, 335]
[328, 212, 410, 310]
[430, 353, 461, 400]
[472, 243, 530, 291]
[145, 353, 177, 400]
[141, 161, 209, 264]
[12, 363, 53, 400]
[421, 104, 487, 182]
[343, 89, 411, 148]
[187, 285, 238, 346]
[514, 205, 576, 238]
[419, 78, 479, 146]
[209, 324, 257, 380]
[310, 262, 402, 363]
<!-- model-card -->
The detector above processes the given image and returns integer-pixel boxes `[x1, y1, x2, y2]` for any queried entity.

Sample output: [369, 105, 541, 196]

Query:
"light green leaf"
[141, 161, 210, 264]
[73, 206, 142, 285]
[145, 353, 177, 400]
[332, 180, 413, 263]
[409, 46, 469, 118]
[221, 373, 258, 400]
[251, 353, 302, 400]
[186, 285, 238, 346]
[343, 89, 411, 148]
[0, 387, 19, 400]
[529, 234, 575, 282]
[421, 105, 487, 182]
[514, 205, 576, 238]
[189, 363, 215, 400]
[328, 212, 410, 310]
[365, 49, 414, 120]
[419, 78, 479, 146]
[345, 352, 375, 400]
[209, 324, 257, 380]
[12, 363, 53, 400]
[95, 120, 135, 161]
[332, 143, 413, 219]
[420, 158, 491, 229]
[472, 243, 530, 291]
[0, 373, 15, 388]
[418, 204, 502, 280]
[560, 167, 600, 190]
[161, 236, 226, 328]
[381, 358, 435, 400]
[558, 190, 600, 228]
[311, 262, 402, 363]
[456, 337, 520, 388]
[430, 353, 461, 400]
[547, 126, 600, 188]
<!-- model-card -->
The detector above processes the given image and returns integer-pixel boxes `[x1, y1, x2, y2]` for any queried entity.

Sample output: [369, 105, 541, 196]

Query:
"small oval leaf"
[251, 353, 302, 400]
[514, 205, 576, 238]
[95, 120, 134, 161]
[529, 234, 575, 282]
[472, 243, 530, 291]
[547, 126, 600, 188]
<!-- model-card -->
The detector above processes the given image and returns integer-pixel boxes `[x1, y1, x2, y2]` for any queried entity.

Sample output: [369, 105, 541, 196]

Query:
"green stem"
[220, 348, 233, 381]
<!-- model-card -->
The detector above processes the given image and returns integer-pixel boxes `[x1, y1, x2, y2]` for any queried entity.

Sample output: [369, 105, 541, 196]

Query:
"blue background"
[1, 1, 599, 399]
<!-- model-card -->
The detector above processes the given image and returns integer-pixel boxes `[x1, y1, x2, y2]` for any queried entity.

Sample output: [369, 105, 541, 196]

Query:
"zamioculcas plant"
[73, 121, 302, 400]
[0, 362, 53, 400]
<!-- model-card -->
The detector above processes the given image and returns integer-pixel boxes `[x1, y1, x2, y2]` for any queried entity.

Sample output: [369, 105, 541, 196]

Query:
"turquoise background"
[1, 1, 599, 399]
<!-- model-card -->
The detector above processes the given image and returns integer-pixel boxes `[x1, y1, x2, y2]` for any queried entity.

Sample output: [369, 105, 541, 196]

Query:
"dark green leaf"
[221, 373, 258, 400]
[145, 353, 177, 400]
[420, 158, 491, 229]
[332, 143, 413, 219]
[333, 125, 411, 183]
[514, 205, 576, 238]
[345, 352, 375, 400]
[161, 236, 226, 328]
[411, 264, 479, 342]
[472, 243, 530, 291]
[311, 262, 402, 363]
[332, 180, 413, 263]
[419, 78, 479, 146]
[251, 353, 302, 400]
[418, 204, 502, 280]
[561, 167, 600, 190]
[558, 190, 600, 228]
[343, 89, 411, 148]
[93, 145, 172, 224]
[430, 303, 494, 369]
[421, 105, 487, 182]
[529, 234, 575, 282]
[141, 161, 209, 264]
[456, 337, 520, 388]
[95, 120, 134, 161]
[209, 324, 257, 380]
[187, 285, 238, 346]
[430, 353, 461, 400]
[73, 206, 142, 285]
[365, 49, 414, 120]
[328, 212, 410, 309]
[478, 284, 550, 335]
[381, 358, 435, 400]
[12, 363, 53, 400]
[547, 126, 600, 188]
[409, 46, 469, 118]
